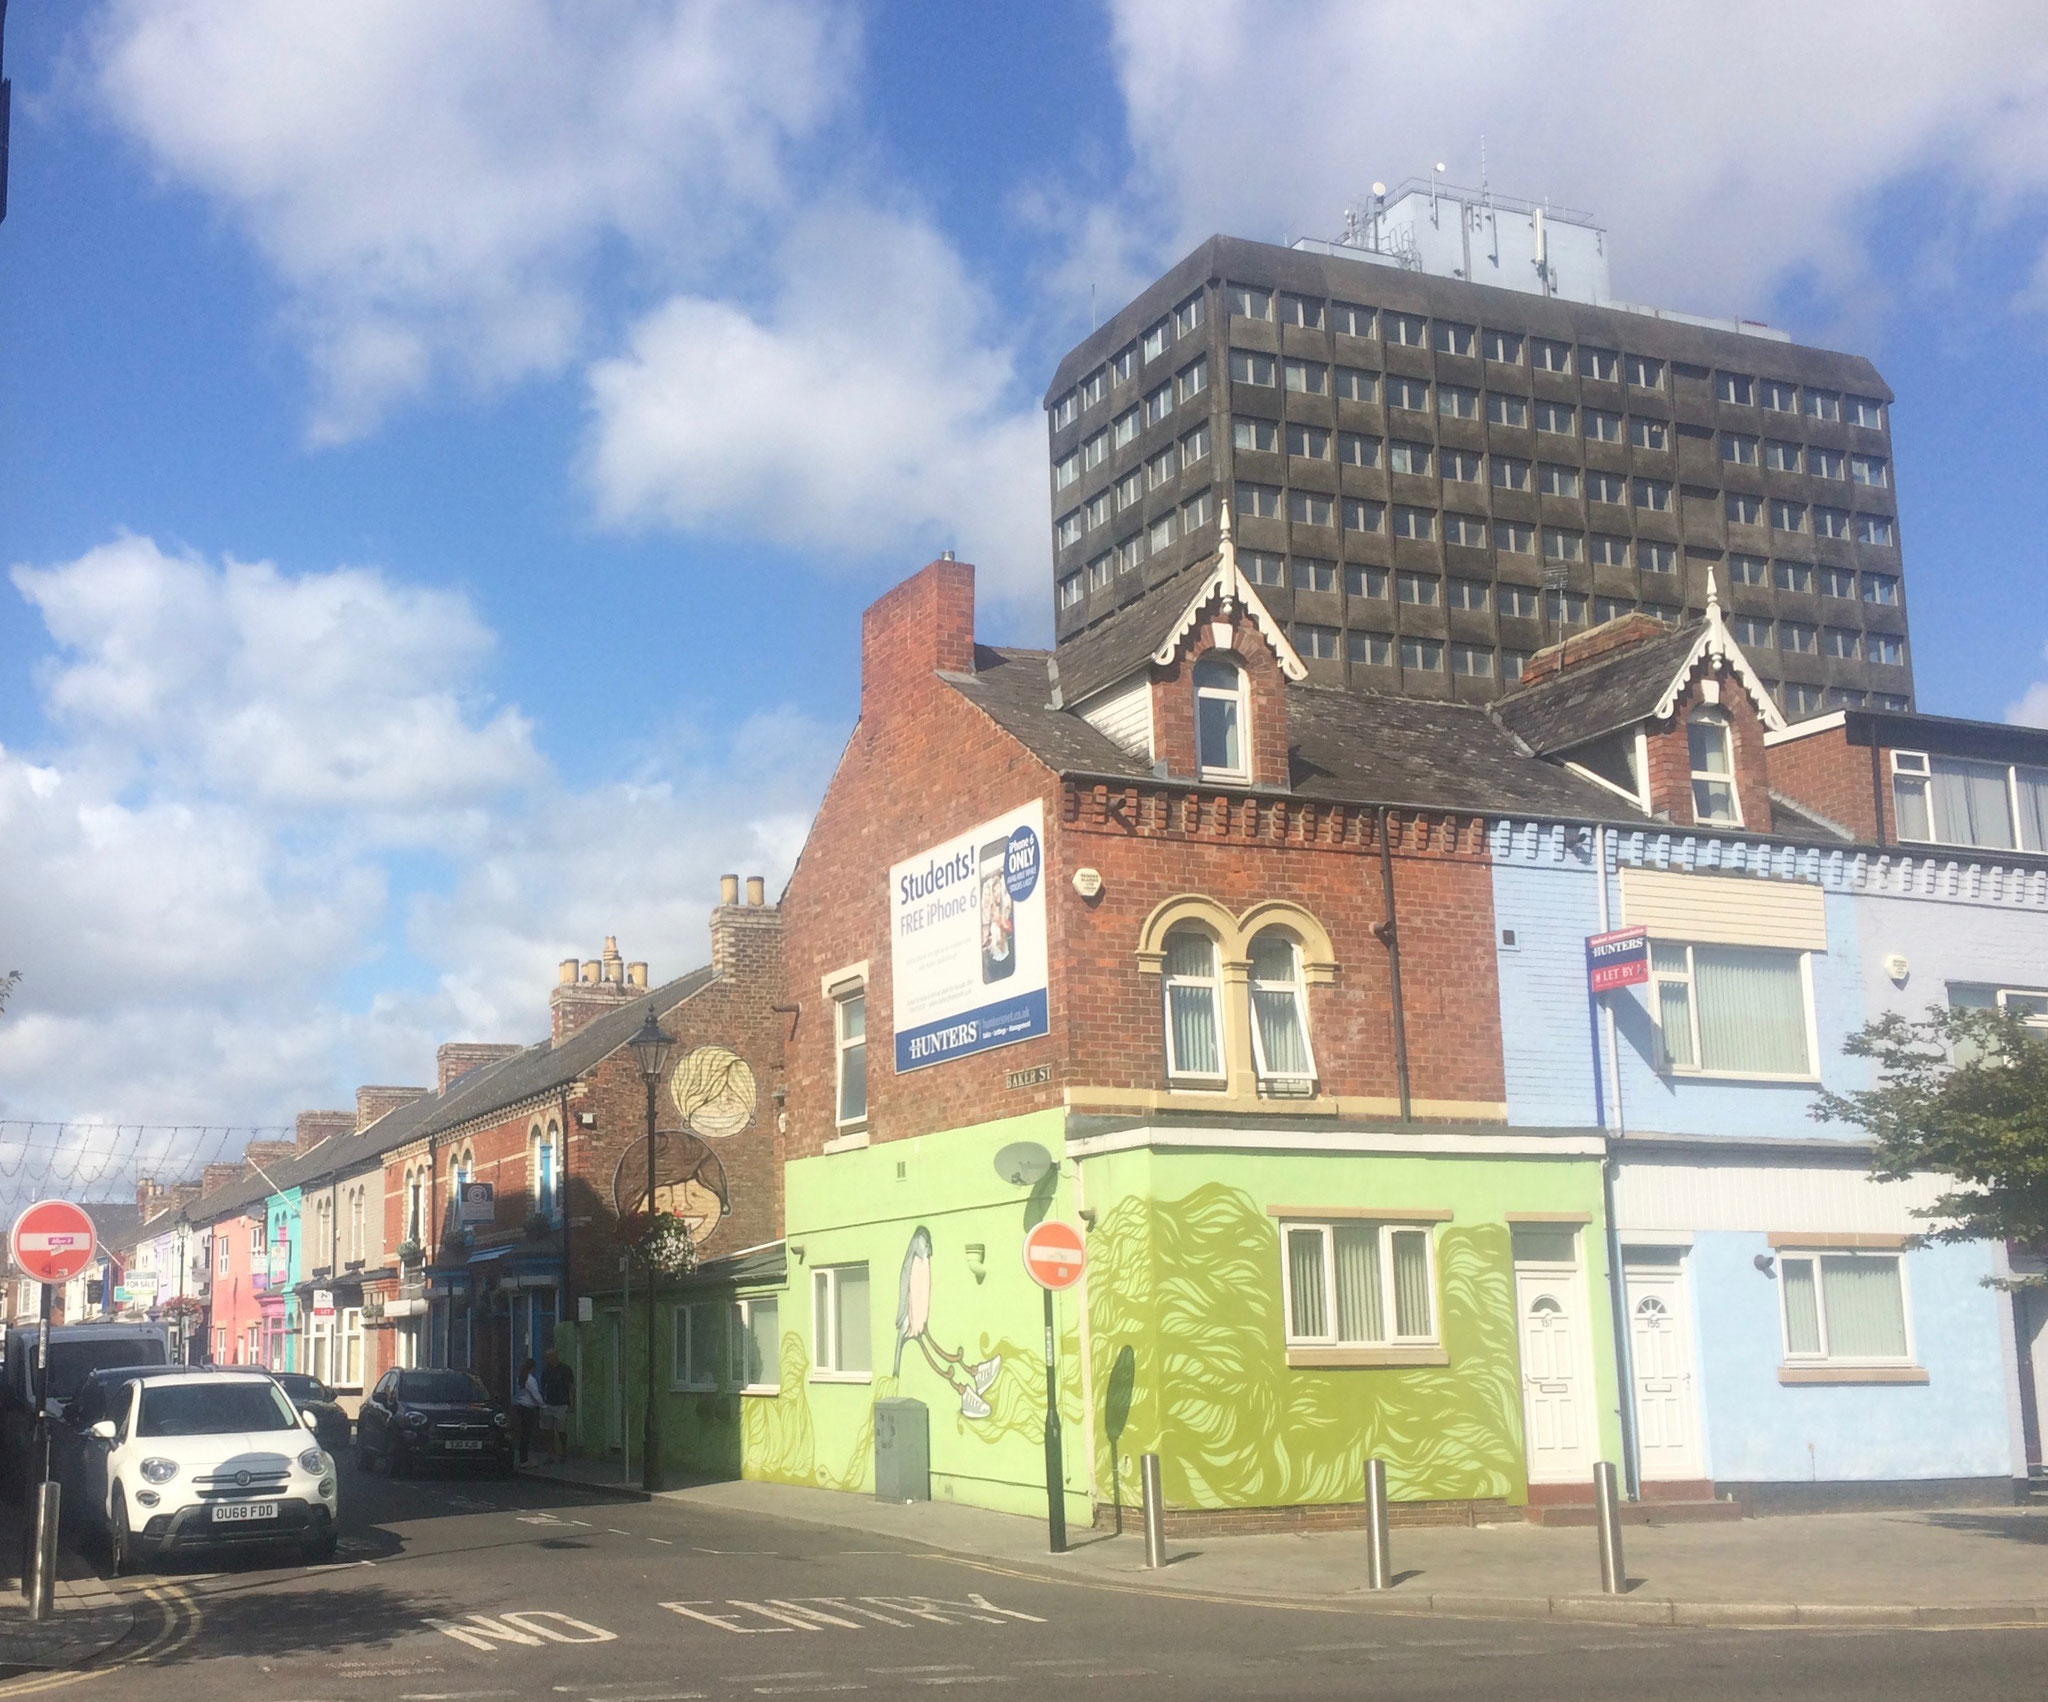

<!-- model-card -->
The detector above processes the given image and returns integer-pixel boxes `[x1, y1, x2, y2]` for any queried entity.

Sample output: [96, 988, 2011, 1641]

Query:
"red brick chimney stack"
[436, 1043, 524, 1091]
[355, 1085, 429, 1133]
[860, 556, 976, 725]
[549, 935, 644, 1042]
[294, 1110, 355, 1153]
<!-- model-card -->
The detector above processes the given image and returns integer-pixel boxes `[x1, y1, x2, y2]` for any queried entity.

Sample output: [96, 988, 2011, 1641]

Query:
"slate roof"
[180, 967, 717, 1228]
[1489, 622, 1706, 756]
[85, 1203, 148, 1257]
[1050, 568, 1208, 705]
[948, 646, 1641, 822]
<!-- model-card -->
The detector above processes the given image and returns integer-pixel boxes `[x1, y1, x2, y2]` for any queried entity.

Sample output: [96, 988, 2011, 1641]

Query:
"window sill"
[739, 1385, 781, 1399]
[1285, 1345, 1449, 1369]
[1660, 1070, 1821, 1086]
[809, 1371, 873, 1386]
[1777, 1364, 1927, 1386]
[669, 1382, 719, 1395]
[823, 1127, 870, 1155]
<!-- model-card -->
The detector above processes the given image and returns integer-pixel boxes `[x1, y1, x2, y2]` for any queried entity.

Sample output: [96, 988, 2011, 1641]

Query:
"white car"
[79, 1370, 339, 1571]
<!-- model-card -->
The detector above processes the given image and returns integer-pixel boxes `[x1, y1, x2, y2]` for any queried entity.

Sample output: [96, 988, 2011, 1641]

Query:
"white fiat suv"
[81, 1370, 339, 1571]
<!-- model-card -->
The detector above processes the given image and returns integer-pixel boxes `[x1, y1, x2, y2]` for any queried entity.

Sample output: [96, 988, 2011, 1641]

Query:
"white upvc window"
[812, 1264, 871, 1379]
[1280, 1220, 1439, 1348]
[672, 1299, 724, 1390]
[338, 1307, 363, 1387]
[732, 1295, 780, 1393]
[1652, 942, 1816, 1079]
[1248, 931, 1316, 1095]
[1890, 750, 2048, 853]
[1778, 1252, 1911, 1366]
[1162, 928, 1226, 1083]
[531, 1123, 559, 1222]
[1687, 709, 1740, 825]
[1193, 654, 1248, 780]
[834, 989, 868, 1127]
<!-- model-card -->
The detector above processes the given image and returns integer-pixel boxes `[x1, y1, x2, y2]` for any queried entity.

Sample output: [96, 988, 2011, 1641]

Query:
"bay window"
[1652, 942, 1814, 1077]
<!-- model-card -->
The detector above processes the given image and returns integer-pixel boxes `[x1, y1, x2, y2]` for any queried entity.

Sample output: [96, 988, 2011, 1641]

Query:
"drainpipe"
[1374, 806, 1414, 1121]
[559, 1086, 575, 1349]
[1594, 825, 1641, 1501]
[1867, 724, 1886, 847]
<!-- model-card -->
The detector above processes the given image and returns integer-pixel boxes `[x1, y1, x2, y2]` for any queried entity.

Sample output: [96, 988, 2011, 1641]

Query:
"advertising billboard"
[890, 801, 1049, 1073]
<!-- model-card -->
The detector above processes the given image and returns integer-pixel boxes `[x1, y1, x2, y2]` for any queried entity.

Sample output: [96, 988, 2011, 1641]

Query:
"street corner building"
[747, 516, 2048, 1531]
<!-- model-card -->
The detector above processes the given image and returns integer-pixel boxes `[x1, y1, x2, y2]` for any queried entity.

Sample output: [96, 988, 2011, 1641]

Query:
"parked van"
[0, 1321, 170, 1497]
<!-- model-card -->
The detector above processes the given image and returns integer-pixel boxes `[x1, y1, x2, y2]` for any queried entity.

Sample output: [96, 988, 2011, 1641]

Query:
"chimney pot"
[582, 960, 600, 983]
[720, 873, 740, 906]
[603, 935, 620, 962]
[627, 962, 648, 988]
[558, 958, 578, 984]
[745, 875, 765, 907]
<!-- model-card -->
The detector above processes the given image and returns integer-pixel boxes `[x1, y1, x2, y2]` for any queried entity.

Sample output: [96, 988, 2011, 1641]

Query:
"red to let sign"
[1585, 925, 1651, 994]
[1021, 1219, 1086, 1292]
[9, 1201, 98, 1285]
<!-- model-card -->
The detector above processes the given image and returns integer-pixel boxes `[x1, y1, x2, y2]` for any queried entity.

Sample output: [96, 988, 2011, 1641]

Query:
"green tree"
[1813, 1005, 2048, 1250]
[0, 969, 17, 1014]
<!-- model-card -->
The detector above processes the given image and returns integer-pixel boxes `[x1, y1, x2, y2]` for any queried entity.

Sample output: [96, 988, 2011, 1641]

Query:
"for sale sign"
[1586, 926, 1651, 993]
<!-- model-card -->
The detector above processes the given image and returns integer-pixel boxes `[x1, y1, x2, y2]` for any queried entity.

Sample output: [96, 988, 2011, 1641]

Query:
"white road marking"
[905, 1679, 1013, 1688]
[647, 1537, 674, 1545]
[763, 1601, 868, 1630]
[864, 1668, 972, 1676]
[606, 1528, 631, 1535]
[661, 1601, 793, 1635]
[747, 1687, 865, 1697]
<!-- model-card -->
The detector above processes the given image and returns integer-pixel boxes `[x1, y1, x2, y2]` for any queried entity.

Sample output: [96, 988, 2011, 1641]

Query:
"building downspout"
[1595, 824, 1641, 1501]
[559, 1086, 575, 1345]
[1867, 726, 1886, 847]
[1374, 806, 1414, 1122]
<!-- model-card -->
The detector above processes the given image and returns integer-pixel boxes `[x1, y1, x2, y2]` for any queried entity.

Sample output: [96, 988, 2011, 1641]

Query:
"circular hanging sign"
[9, 1200, 98, 1285]
[1022, 1219, 1085, 1292]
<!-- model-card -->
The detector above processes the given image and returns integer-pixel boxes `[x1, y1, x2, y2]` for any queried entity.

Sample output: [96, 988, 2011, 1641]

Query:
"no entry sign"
[1022, 1219, 1085, 1292]
[9, 1201, 98, 1285]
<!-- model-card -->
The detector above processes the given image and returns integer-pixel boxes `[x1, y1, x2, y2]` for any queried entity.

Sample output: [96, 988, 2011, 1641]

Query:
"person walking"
[514, 1357, 543, 1466]
[539, 1347, 576, 1464]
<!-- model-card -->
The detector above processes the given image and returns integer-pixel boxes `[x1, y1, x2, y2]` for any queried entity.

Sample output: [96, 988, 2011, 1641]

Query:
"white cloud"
[93, 0, 850, 440]
[582, 203, 1048, 607]
[2009, 649, 2048, 728]
[0, 539, 832, 1148]
[1104, 0, 2048, 327]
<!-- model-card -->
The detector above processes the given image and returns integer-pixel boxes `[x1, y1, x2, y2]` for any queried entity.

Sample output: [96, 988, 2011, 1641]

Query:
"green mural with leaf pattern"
[1087, 1182, 1526, 1508]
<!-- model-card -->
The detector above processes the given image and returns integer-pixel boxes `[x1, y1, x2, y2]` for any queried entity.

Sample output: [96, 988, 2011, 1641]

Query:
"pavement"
[4, 1460, 2047, 1701]
[522, 1454, 2048, 1627]
[0, 1496, 137, 1678]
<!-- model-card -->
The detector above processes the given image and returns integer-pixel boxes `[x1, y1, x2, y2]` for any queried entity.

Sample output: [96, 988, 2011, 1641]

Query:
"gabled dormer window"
[1688, 709, 1740, 826]
[1194, 654, 1248, 780]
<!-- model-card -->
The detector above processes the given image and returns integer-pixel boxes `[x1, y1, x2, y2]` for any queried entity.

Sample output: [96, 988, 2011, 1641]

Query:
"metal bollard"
[29, 1482, 60, 1621]
[1140, 1451, 1166, 1570]
[1592, 1460, 1626, 1595]
[1363, 1458, 1392, 1590]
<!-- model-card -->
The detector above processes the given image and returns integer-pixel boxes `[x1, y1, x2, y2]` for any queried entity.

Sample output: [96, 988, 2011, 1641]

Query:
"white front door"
[1626, 1267, 1704, 1482]
[1516, 1270, 1594, 1483]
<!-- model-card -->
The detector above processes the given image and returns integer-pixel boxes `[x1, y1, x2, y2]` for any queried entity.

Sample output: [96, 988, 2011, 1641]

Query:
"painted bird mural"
[894, 1225, 1002, 1419]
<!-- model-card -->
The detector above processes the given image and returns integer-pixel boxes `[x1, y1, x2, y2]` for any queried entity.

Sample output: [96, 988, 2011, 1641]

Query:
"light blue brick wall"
[1687, 1232, 2011, 1482]
[1490, 840, 1603, 1128]
[1853, 884, 2048, 1023]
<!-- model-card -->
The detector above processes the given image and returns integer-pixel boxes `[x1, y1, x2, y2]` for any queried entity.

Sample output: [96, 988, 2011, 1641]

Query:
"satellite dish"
[993, 1141, 1053, 1188]
[1371, 181, 1387, 197]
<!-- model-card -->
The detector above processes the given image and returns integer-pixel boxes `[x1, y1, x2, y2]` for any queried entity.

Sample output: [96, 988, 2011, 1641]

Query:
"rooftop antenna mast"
[1480, 134, 1490, 207]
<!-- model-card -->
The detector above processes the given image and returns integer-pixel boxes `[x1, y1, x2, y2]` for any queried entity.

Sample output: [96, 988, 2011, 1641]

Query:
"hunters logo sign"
[890, 801, 1048, 1073]
[1585, 925, 1650, 993]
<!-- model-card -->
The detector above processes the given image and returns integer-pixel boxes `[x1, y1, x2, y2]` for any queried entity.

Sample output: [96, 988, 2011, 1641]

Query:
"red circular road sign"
[1022, 1219, 1086, 1292]
[9, 1201, 98, 1285]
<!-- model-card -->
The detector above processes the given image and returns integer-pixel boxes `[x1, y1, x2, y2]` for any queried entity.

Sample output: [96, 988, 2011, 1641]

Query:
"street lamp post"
[627, 1009, 674, 1494]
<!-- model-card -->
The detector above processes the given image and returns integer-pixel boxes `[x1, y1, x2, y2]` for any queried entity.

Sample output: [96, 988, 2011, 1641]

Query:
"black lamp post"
[627, 1008, 674, 1492]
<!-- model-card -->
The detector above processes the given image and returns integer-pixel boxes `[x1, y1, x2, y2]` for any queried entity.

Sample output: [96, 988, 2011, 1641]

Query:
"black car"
[354, 1368, 513, 1477]
[269, 1373, 352, 1457]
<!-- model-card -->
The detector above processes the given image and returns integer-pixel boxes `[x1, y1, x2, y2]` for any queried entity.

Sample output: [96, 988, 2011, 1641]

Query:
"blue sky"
[3, 0, 2047, 1144]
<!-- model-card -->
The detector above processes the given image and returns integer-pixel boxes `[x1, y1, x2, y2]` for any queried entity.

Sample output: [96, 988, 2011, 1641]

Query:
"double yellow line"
[0, 1580, 201, 1698]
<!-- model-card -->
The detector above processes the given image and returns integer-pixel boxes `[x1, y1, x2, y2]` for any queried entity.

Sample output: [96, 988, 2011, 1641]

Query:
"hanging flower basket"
[626, 1211, 698, 1278]
[162, 1295, 205, 1320]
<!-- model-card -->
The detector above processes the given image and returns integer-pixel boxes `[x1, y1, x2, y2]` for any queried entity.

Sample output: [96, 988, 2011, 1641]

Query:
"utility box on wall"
[873, 1397, 931, 1503]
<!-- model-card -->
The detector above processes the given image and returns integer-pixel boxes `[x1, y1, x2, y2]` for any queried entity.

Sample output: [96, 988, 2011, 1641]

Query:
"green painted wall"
[755, 1109, 1090, 1522]
[1081, 1145, 1620, 1511]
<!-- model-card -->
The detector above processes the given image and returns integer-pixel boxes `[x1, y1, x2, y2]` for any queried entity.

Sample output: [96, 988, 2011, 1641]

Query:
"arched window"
[1687, 709, 1738, 825]
[1248, 929, 1316, 1093]
[404, 1169, 422, 1243]
[1162, 927, 1225, 1082]
[1193, 654, 1248, 779]
[531, 1122, 558, 1222]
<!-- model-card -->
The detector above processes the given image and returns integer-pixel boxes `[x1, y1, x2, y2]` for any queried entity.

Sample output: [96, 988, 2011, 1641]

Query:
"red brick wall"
[783, 561, 1510, 1162]
[1641, 670, 1773, 830]
[1149, 610, 1291, 787]
[1766, 722, 1887, 841]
